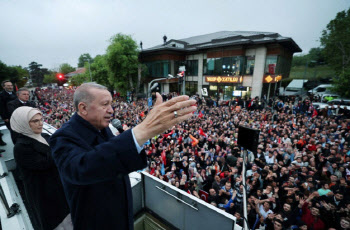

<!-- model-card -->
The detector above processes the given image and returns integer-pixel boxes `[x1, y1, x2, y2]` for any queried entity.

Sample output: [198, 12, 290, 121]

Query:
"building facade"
[140, 31, 301, 100]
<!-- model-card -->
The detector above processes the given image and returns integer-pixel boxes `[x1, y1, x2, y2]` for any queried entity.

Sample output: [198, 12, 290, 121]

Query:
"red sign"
[268, 64, 276, 74]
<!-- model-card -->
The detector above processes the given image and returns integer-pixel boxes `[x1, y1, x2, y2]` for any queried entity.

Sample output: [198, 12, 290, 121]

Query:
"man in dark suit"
[7, 87, 36, 115]
[7, 87, 36, 143]
[50, 82, 196, 230]
[0, 80, 17, 143]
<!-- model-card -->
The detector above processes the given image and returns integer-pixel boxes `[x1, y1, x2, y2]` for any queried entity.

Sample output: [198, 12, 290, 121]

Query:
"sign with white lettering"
[205, 76, 243, 83]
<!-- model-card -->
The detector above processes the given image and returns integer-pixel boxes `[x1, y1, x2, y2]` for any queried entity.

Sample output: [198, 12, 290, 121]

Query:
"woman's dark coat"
[14, 133, 69, 230]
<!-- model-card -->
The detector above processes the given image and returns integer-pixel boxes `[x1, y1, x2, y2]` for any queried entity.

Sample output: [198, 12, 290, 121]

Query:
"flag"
[199, 190, 209, 202]
[189, 134, 199, 147]
[163, 130, 174, 138]
[161, 150, 166, 166]
[15, 83, 18, 92]
[198, 111, 203, 118]
[178, 136, 183, 144]
[198, 127, 207, 138]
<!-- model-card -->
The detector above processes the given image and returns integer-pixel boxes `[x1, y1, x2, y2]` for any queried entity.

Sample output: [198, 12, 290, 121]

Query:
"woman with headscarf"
[10, 106, 70, 230]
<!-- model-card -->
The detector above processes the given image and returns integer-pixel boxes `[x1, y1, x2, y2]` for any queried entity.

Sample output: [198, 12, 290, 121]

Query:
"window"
[203, 56, 244, 76]
[145, 61, 170, 78]
[213, 58, 222, 75]
[204, 59, 215, 75]
[265, 56, 278, 74]
[185, 82, 198, 96]
[222, 57, 232, 75]
[317, 87, 327, 92]
[186, 60, 198, 76]
[245, 56, 255, 75]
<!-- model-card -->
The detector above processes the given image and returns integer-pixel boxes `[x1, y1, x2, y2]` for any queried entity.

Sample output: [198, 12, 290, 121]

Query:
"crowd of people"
[2, 82, 350, 230]
[127, 94, 350, 230]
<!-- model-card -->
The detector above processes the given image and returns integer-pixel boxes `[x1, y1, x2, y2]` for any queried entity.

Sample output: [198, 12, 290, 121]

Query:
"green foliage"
[308, 48, 326, 65]
[43, 73, 59, 84]
[28, 61, 44, 86]
[70, 73, 90, 86]
[78, 53, 93, 68]
[59, 63, 75, 74]
[332, 69, 350, 98]
[105, 33, 139, 95]
[292, 54, 308, 67]
[89, 55, 111, 88]
[289, 65, 335, 80]
[320, 8, 350, 96]
[0, 60, 29, 88]
[320, 8, 350, 72]
[292, 48, 326, 67]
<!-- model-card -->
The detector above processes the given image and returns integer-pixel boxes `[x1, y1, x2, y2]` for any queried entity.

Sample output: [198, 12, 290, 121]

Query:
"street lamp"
[148, 78, 166, 97]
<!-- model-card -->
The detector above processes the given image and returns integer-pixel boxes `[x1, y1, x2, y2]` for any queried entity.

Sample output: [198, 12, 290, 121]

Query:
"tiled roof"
[65, 68, 86, 77]
[142, 31, 301, 53]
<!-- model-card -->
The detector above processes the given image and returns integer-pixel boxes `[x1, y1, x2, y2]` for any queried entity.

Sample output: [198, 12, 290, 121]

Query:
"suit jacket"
[50, 113, 147, 230]
[0, 90, 17, 120]
[14, 133, 69, 230]
[7, 99, 36, 118]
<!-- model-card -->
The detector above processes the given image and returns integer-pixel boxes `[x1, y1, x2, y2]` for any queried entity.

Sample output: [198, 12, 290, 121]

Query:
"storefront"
[204, 76, 250, 101]
[140, 31, 301, 99]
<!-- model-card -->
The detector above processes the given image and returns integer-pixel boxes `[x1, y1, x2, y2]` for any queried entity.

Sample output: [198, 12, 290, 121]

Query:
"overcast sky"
[1, 0, 349, 70]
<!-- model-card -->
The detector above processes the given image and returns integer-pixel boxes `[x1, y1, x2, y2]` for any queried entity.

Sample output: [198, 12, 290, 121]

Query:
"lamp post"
[148, 78, 167, 97]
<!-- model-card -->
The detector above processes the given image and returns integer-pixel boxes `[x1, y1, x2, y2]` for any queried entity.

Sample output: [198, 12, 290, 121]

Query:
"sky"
[0, 0, 349, 70]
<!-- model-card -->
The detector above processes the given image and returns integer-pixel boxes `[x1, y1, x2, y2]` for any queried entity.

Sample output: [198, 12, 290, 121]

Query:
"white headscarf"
[10, 106, 49, 146]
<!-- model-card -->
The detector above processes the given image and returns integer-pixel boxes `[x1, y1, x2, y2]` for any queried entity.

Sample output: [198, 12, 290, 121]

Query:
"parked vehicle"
[283, 79, 307, 96]
[319, 93, 340, 102]
[308, 84, 333, 96]
[313, 98, 350, 110]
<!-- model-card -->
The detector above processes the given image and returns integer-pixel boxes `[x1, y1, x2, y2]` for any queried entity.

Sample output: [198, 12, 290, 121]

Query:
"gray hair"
[17, 87, 30, 95]
[73, 82, 107, 111]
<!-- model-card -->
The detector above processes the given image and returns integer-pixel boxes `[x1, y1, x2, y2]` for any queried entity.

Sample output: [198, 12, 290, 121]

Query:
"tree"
[308, 48, 326, 66]
[105, 33, 140, 95]
[0, 61, 29, 88]
[59, 63, 75, 74]
[43, 73, 59, 84]
[292, 48, 326, 67]
[292, 54, 309, 67]
[321, 8, 350, 96]
[332, 69, 350, 98]
[78, 53, 93, 68]
[28, 61, 44, 86]
[89, 55, 111, 88]
[13, 66, 29, 88]
[70, 73, 90, 86]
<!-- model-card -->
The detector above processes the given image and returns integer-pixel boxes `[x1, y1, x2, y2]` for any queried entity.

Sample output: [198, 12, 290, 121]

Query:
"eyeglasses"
[30, 118, 44, 124]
